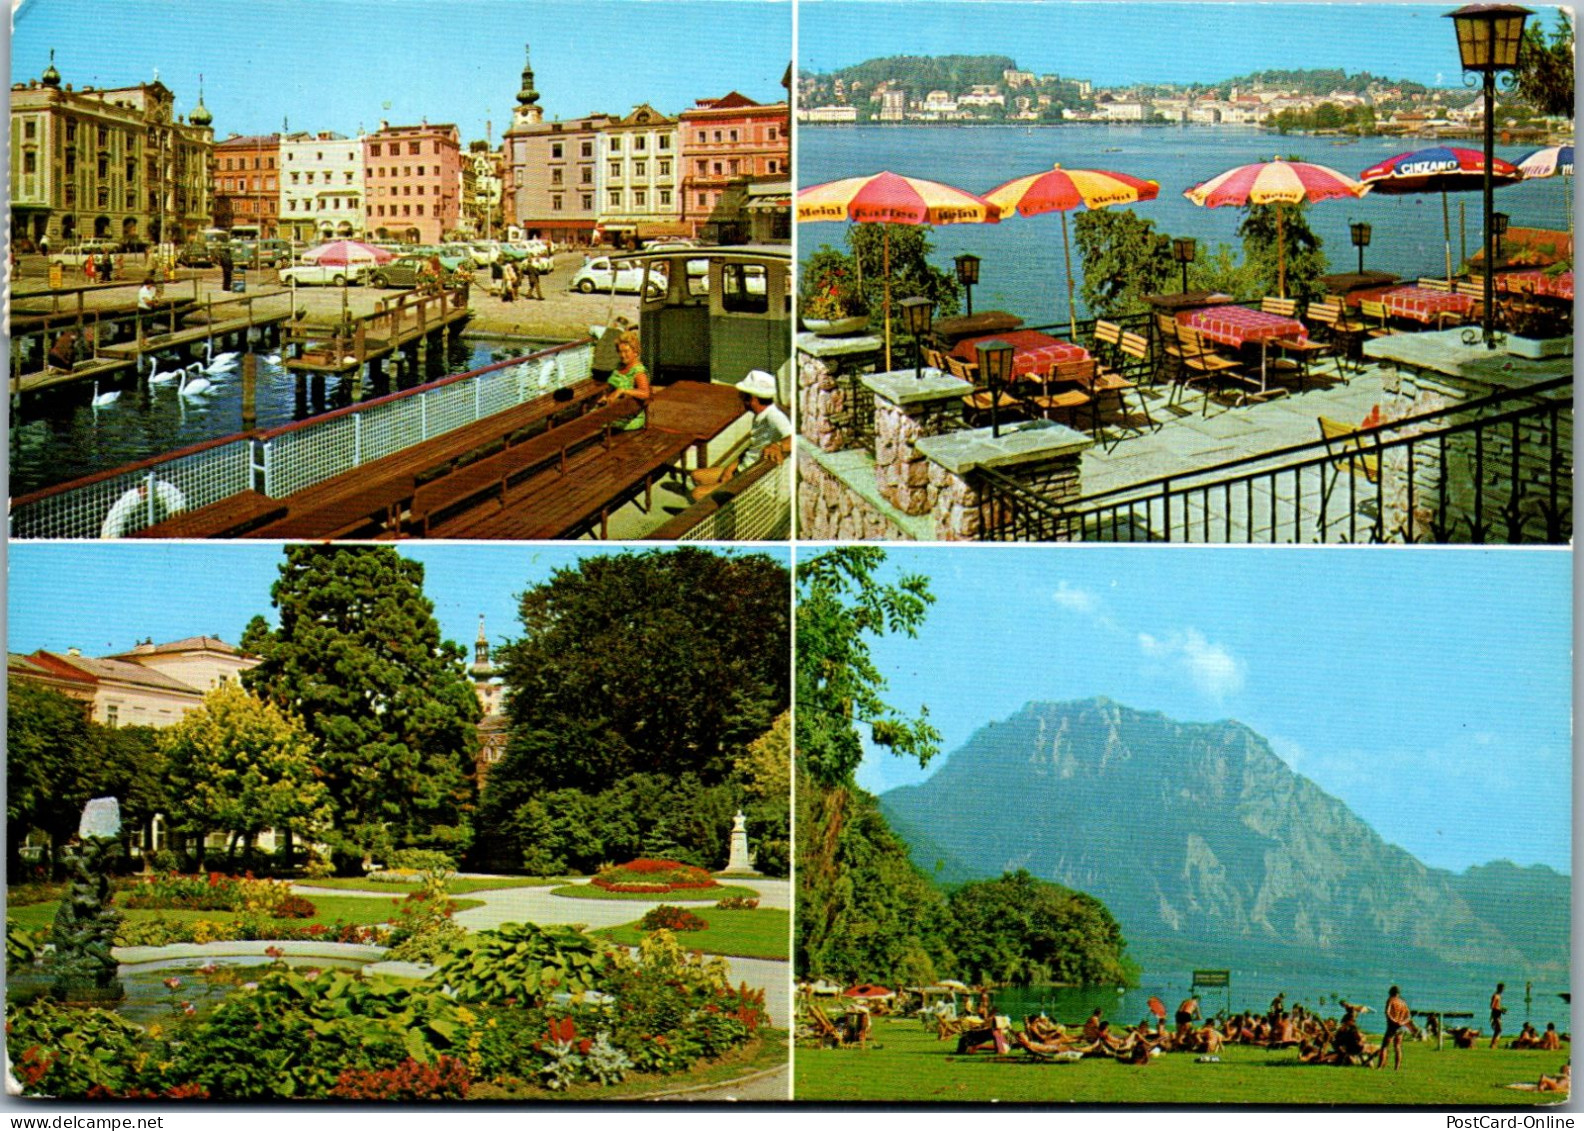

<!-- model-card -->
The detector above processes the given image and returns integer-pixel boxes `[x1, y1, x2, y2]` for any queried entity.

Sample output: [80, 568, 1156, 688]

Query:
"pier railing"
[972, 375, 1571, 544]
[10, 339, 593, 539]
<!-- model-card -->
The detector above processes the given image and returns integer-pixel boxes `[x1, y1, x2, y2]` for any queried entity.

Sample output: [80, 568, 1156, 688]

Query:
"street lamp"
[954, 253, 981, 317]
[1491, 210, 1509, 260]
[975, 338, 1015, 438]
[899, 295, 934, 380]
[1350, 220, 1373, 274]
[1171, 237, 1196, 293]
[1447, 3, 1531, 347]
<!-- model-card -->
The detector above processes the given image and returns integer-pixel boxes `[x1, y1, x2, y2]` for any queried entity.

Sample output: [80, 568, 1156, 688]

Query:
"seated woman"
[597, 329, 650, 430]
[1196, 1024, 1225, 1054]
[1082, 1008, 1106, 1042]
[1539, 1023, 1563, 1051]
[1512, 1022, 1541, 1049]
[1450, 1026, 1483, 1050]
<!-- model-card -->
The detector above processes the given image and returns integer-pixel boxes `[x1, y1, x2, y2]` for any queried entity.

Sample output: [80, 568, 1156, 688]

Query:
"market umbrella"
[302, 238, 395, 268]
[984, 164, 1160, 338]
[1359, 147, 1523, 285]
[798, 171, 1000, 369]
[1184, 158, 1367, 297]
[1516, 143, 1574, 231]
[1147, 996, 1168, 1021]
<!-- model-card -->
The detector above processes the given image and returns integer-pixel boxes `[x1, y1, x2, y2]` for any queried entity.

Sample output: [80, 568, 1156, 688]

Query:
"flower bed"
[591, 859, 719, 893]
[121, 872, 301, 914]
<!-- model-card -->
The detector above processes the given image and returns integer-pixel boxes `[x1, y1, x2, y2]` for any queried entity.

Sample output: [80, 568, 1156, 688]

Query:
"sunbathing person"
[1196, 1024, 1225, 1055]
[1512, 1022, 1540, 1049]
[1508, 1063, 1571, 1093]
[1082, 1008, 1106, 1042]
[1539, 1023, 1563, 1051]
[1449, 1026, 1483, 1050]
[1269, 1011, 1300, 1048]
[1025, 1014, 1066, 1043]
[1331, 1009, 1369, 1065]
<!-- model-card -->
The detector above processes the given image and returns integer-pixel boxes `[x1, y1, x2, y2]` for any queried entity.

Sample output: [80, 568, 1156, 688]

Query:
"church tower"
[512, 44, 544, 128]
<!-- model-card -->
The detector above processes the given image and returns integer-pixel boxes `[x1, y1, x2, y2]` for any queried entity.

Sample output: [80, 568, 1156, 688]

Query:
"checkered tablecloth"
[1180, 305, 1306, 347]
[1381, 286, 1476, 323]
[952, 329, 1089, 379]
[1495, 270, 1574, 302]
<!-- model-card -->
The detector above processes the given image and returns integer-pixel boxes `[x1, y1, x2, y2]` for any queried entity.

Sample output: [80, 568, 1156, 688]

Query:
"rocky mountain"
[880, 698, 1569, 976]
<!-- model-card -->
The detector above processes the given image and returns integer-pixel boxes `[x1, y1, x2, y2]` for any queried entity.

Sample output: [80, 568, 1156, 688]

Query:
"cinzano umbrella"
[1516, 143, 1574, 232]
[1185, 158, 1367, 297]
[984, 164, 1160, 338]
[798, 171, 1000, 369]
[1359, 147, 1523, 284]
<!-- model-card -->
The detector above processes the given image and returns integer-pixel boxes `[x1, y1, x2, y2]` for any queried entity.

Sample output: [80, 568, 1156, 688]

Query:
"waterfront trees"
[945, 870, 1137, 987]
[7, 679, 97, 877]
[241, 546, 481, 872]
[1074, 210, 1175, 318]
[1517, 11, 1574, 119]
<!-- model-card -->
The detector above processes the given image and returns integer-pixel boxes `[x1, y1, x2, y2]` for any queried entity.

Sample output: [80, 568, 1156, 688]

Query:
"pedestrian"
[1489, 983, 1506, 1049]
[523, 255, 544, 300]
[1376, 985, 1411, 1071]
[137, 274, 160, 311]
[217, 244, 234, 292]
[38, 234, 50, 259]
[84, 252, 97, 282]
[100, 251, 114, 282]
[500, 260, 517, 303]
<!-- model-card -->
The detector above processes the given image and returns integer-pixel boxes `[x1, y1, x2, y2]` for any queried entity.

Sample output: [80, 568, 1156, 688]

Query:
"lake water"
[10, 335, 557, 497]
[990, 969, 1571, 1033]
[799, 124, 1570, 327]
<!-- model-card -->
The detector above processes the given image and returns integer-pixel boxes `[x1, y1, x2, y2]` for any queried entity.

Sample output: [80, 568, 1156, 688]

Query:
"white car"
[279, 261, 370, 286]
[570, 256, 665, 296]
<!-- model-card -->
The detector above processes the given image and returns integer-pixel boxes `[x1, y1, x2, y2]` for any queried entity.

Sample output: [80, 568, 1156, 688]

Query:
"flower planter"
[803, 315, 871, 337]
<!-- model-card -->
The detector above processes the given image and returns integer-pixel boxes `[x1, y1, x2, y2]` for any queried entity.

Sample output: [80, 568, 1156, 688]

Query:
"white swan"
[202, 352, 239, 374]
[178, 362, 213, 397]
[262, 353, 282, 365]
[90, 380, 121, 407]
[149, 358, 183, 384]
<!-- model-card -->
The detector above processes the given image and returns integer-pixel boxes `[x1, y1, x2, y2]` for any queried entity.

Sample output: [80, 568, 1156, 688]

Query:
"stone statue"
[722, 810, 761, 876]
[50, 797, 125, 1002]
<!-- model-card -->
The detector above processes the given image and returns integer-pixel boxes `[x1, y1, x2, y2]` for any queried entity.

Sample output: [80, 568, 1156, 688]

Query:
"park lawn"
[7, 893, 482, 933]
[595, 908, 789, 960]
[549, 882, 762, 903]
[295, 876, 554, 896]
[795, 1018, 1571, 1105]
[472, 1029, 787, 1101]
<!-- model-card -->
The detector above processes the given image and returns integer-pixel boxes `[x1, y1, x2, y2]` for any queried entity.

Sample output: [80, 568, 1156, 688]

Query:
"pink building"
[678, 92, 789, 236]
[363, 120, 461, 244]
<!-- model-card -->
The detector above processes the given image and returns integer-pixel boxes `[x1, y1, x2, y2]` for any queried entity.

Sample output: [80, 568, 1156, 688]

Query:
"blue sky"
[12, 0, 791, 143]
[841, 545, 1572, 875]
[800, 1, 1571, 89]
[6, 542, 791, 683]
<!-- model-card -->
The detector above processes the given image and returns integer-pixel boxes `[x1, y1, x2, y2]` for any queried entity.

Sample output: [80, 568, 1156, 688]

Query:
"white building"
[598, 103, 685, 242]
[802, 104, 859, 123]
[280, 131, 364, 241]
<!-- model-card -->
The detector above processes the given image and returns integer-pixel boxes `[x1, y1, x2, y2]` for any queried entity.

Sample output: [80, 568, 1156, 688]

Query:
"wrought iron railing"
[974, 374, 1571, 544]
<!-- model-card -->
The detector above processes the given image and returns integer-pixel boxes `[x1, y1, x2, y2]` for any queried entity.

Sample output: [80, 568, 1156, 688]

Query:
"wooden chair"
[1318, 415, 1382, 523]
[1091, 319, 1123, 369]
[1089, 343, 1158, 443]
[1303, 300, 1364, 375]
[1021, 357, 1093, 427]
[1172, 324, 1248, 414]
[1357, 298, 1396, 339]
[947, 354, 1020, 424]
[1153, 312, 1187, 386]
[1260, 295, 1298, 319]
[922, 345, 949, 373]
[1417, 277, 1454, 293]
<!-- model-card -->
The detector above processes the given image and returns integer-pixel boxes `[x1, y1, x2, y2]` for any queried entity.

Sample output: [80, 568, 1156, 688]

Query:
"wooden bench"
[130, 490, 288, 539]
[242, 381, 605, 538]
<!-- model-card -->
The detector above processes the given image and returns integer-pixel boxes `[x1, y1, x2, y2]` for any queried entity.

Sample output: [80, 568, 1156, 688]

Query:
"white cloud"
[1053, 581, 1100, 615]
[1266, 734, 1305, 772]
[1137, 627, 1245, 699]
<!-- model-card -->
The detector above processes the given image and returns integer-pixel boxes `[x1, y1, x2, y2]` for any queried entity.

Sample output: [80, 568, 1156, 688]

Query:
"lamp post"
[954, 253, 981, 317]
[1447, 3, 1531, 347]
[1171, 237, 1196, 293]
[1491, 210, 1509, 260]
[1350, 220, 1372, 274]
[975, 338, 1014, 438]
[899, 295, 934, 380]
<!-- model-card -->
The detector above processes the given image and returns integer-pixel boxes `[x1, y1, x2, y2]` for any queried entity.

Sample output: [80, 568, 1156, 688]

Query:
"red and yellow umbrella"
[985, 164, 1160, 337]
[1185, 158, 1367, 296]
[798, 171, 1000, 368]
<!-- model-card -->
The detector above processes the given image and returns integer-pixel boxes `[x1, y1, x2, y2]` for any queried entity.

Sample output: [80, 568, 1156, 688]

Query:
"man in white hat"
[685, 368, 791, 501]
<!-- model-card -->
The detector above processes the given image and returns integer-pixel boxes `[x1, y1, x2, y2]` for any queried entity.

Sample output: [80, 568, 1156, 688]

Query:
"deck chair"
[1317, 415, 1382, 525]
[1416, 276, 1453, 293]
[806, 1004, 847, 1048]
[1172, 324, 1248, 414]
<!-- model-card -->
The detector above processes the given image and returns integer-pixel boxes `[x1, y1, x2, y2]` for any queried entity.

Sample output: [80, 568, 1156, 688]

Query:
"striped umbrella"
[985, 164, 1160, 337]
[1517, 144, 1574, 232]
[799, 171, 1000, 368]
[1185, 158, 1367, 297]
[1359, 147, 1524, 284]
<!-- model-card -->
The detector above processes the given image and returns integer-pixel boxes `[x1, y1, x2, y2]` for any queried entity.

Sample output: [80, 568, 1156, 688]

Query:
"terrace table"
[951, 329, 1089, 380]
[1143, 290, 1236, 314]
[1178, 304, 1307, 397]
[1321, 271, 1401, 305]
[932, 310, 1024, 346]
[1380, 286, 1475, 326]
[1495, 269, 1574, 303]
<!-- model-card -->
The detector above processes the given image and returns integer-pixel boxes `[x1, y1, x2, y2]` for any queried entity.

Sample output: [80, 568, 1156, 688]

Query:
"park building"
[8, 53, 214, 249]
[279, 130, 365, 242]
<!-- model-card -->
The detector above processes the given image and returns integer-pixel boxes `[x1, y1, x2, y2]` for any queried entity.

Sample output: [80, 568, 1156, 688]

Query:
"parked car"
[174, 241, 217, 267]
[368, 254, 470, 288]
[569, 256, 665, 296]
[232, 239, 293, 268]
[499, 244, 555, 274]
[53, 239, 122, 267]
[468, 241, 502, 266]
[278, 260, 370, 286]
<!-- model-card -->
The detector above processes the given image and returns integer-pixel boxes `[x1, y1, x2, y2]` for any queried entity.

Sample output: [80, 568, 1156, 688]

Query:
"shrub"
[6, 997, 147, 1098]
[431, 922, 618, 1005]
[639, 905, 708, 932]
[272, 894, 317, 919]
[329, 1056, 470, 1100]
[386, 876, 466, 964]
[591, 858, 718, 893]
[148, 849, 180, 873]
[302, 856, 336, 880]
[368, 868, 424, 884]
[386, 849, 456, 877]
[715, 896, 760, 911]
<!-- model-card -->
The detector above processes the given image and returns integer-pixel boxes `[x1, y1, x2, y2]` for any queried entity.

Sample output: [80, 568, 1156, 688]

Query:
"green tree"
[1073, 209, 1175, 319]
[6, 679, 95, 877]
[92, 725, 167, 865]
[241, 547, 481, 871]
[1238, 200, 1327, 301]
[162, 684, 331, 869]
[735, 711, 791, 877]
[1517, 11, 1574, 118]
[847, 224, 962, 333]
[945, 870, 1137, 987]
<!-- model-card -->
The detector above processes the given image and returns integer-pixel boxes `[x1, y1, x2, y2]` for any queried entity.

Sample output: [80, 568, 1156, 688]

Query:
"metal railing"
[973, 375, 1571, 544]
[10, 339, 593, 539]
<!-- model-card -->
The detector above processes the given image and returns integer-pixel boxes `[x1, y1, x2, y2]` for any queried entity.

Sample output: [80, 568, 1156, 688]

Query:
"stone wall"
[874, 396, 964, 516]
[931, 454, 1085, 541]
[1380, 364, 1572, 542]
[797, 447, 917, 540]
[797, 336, 879, 453]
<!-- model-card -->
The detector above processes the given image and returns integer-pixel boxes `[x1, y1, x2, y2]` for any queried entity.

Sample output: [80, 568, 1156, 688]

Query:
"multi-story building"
[8, 54, 213, 248]
[502, 45, 610, 246]
[678, 91, 789, 236]
[279, 131, 365, 242]
[213, 133, 281, 236]
[597, 103, 686, 245]
[363, 120, 462, 244]
[464, 145, 504, 239]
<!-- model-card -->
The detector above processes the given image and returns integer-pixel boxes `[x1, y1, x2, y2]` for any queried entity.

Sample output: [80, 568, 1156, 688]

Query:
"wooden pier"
[282, 284, 472, 380]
